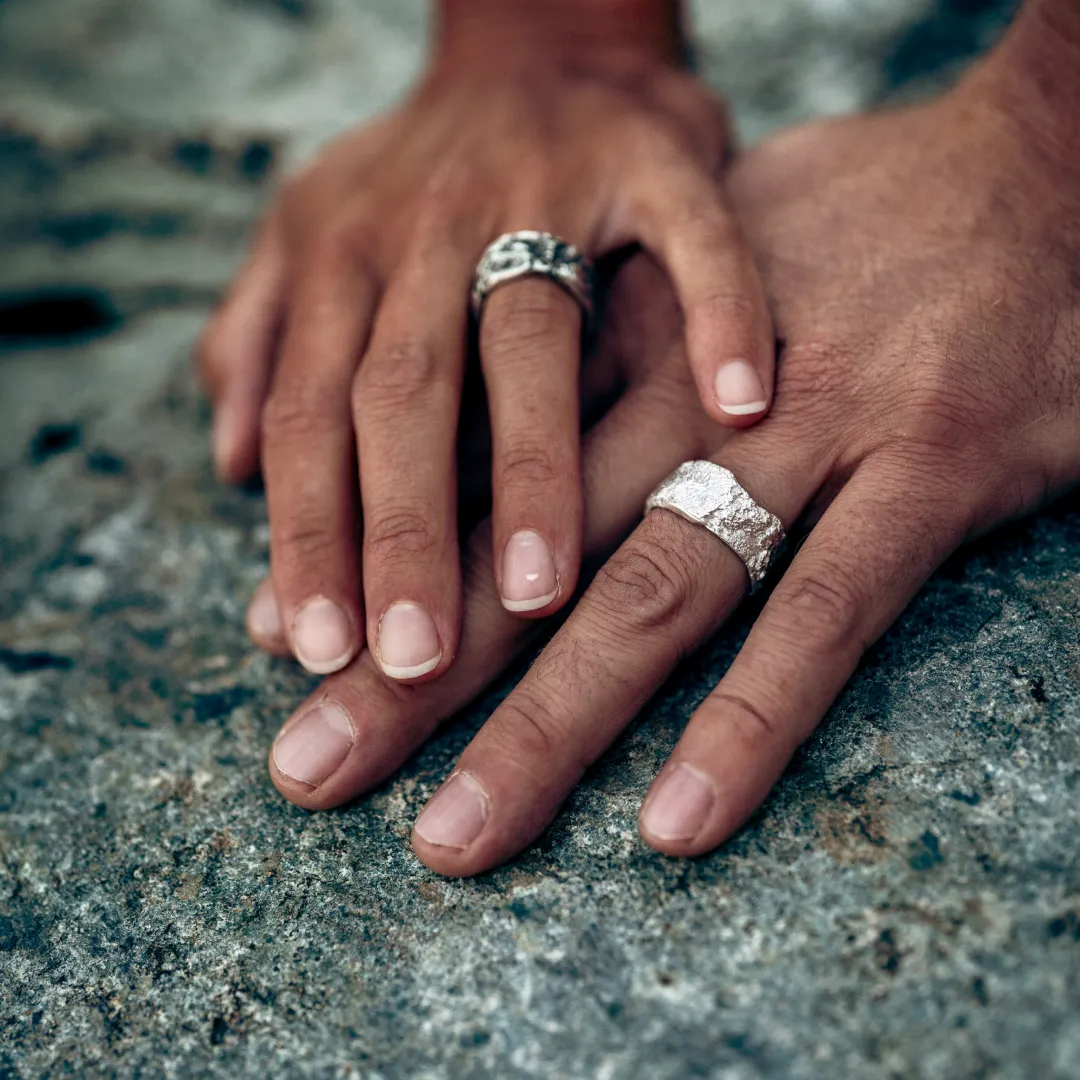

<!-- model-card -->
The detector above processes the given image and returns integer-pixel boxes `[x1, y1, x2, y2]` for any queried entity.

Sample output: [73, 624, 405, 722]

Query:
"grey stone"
[2, 1, 1075, 1078]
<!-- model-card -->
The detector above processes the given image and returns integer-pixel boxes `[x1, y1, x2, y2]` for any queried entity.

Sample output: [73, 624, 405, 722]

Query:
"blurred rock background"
[6, 3, 1080, 1080]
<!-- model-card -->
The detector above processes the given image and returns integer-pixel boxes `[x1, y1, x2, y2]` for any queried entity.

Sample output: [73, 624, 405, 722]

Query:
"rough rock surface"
[4, 2, 1076, 1078]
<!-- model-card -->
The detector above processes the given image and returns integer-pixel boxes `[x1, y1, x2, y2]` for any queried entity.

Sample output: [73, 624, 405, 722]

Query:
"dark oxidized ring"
[471, 231, 594, 320]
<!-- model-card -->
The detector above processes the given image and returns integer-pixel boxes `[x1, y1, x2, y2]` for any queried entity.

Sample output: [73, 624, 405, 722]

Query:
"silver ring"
[644, 461, 786, 592]
[471, 231, 594, 320]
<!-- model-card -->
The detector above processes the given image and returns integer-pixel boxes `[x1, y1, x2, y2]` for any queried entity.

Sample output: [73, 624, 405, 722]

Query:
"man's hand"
[197, 0, 774, 685]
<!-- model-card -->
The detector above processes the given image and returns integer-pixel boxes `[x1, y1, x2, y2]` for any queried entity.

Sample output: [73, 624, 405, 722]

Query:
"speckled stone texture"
[3, 1, 1075, 1078]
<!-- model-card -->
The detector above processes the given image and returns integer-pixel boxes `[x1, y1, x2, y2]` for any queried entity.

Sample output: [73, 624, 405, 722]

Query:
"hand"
[256, 257, 725, 805]
[258, 8, 1079, 874]
[197, 25, 774, 685]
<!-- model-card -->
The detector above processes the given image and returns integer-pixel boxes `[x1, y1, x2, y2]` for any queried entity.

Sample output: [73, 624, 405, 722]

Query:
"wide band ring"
[644, 461, 786, 592]
[471, 231, 595, 320]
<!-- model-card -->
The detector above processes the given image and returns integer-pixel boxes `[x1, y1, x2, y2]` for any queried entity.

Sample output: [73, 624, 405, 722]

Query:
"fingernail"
[714, 360, 767, 416]
[246, 578, 282, 641]
[640, 763, 716, 842]
[414, 771, 489, 849]
[272, 702, 355, 788]
[377, 601, 441, 680]
[501, 530, 559, 612]
[292, 597, 355, 675]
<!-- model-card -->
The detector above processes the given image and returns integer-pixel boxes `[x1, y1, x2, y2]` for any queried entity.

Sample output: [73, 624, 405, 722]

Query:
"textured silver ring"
[644, 461, 786, 592]
[471, 231, 594, 320]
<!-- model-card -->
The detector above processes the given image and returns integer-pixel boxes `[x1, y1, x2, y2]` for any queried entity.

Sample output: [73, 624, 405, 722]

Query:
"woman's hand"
[257, 1, 1080, 874]
[197, 12, 774, 684]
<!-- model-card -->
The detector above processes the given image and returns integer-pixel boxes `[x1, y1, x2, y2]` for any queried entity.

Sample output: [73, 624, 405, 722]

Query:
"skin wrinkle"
[589, 522, 709, 636]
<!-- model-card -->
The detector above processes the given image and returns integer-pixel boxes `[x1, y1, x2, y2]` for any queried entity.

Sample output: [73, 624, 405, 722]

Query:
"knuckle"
[272, 517, 338, 569]
[870, 329, 1006, 455]
[887, 368, 979, 452]
[772, 565, 865, 656]
[590, 538, 692, 632]
[697, 289, 756, 323]
[768, 338, 859, 431]
[364, 505, 441, 565]
[777, 340, 849, 399]
[260, 387, 332, 444]
[496, 436, 564, 490]
[707, 689, 781, 744]
[354, 340, 442, 413]
[301, 211, 373, 279]
[487, 692, 570, 766]
[309, 222, 361, 273]
[413, 160, 476, 235]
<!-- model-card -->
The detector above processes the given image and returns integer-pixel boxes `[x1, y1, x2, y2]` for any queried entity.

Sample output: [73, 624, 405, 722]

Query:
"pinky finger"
[630, 167, 774, 427]
[245, 576, 291, 658]
[197, 214, 287, 482]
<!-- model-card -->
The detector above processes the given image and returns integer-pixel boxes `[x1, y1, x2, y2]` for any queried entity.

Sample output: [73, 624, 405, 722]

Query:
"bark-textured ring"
[644, 461, 786, 592]
[471, 231, 594, 320]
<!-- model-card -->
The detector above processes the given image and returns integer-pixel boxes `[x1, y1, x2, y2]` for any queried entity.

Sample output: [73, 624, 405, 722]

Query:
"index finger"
[628, 166, 775, 427]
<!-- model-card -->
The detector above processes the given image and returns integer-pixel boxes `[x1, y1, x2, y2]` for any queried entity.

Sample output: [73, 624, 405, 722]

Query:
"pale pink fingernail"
[272, 702, 355, 788]
[640, 764, 716, 841]
[715, 360, 767, 416]
[501, 530, 558, 612]
[414, 771, 489, 849]
[292, 597, 355, 675]
[246, 578, 282, 641]
[377, 601, 441, 680]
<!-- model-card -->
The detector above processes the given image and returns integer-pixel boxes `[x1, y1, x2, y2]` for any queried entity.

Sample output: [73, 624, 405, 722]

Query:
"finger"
[261, 242, 377, 675]
[245, 576, 291, 658]
[268, 378, 701, 809]
[639, 463, 967, 856]
[482, 277, 584, 617]
[628, 166, 775, 427]
[354, 243, 469, 683]
[197, 214, 287, 482]
[247, 358, 684, 661]
[411, 442, 828, 877]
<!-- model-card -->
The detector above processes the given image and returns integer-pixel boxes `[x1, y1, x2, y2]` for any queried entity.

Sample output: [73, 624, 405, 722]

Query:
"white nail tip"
[378, 655, 441, 680]
[501, 589, 559, 613]
[718, 400, 768, 416]
[296, 651, 354, 676]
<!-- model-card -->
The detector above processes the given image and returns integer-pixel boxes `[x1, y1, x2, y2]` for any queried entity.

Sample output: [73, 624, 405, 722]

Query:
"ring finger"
[479, 229, 589, 618]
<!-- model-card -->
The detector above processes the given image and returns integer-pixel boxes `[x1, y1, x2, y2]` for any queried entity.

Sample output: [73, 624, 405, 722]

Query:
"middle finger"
[353, 241, 471, 682]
